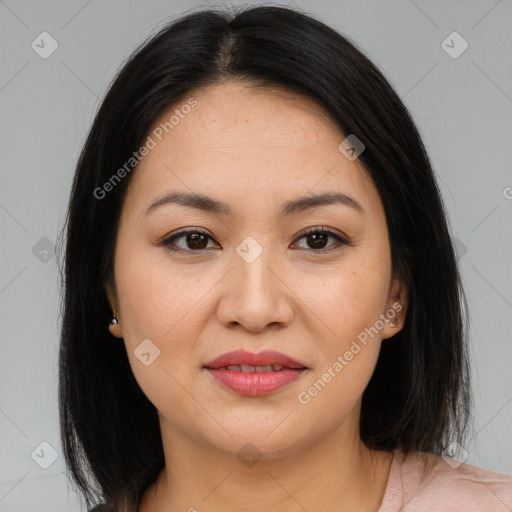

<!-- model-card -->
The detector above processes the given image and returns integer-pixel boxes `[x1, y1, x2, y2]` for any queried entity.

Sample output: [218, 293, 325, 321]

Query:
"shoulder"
[399, 450, 512, 511]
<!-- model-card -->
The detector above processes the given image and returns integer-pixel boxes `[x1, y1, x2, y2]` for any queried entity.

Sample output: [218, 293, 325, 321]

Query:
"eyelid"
[295, 226, 349, 243]
[160, 226, 351, 253]
[291, 226, 350, 253]
[160, 228, 216, 251]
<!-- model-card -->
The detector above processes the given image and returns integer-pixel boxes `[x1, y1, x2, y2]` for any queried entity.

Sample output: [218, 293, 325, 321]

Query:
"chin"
[201, 422, 310, 460]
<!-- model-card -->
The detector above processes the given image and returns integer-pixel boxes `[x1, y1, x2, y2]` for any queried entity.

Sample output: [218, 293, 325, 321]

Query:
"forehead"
[190, 81, 347, 161]
[123, 81, 378, 218]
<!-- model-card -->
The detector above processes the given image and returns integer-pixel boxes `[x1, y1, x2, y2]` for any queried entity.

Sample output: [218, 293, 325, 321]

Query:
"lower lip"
[204, 368, 306, 396]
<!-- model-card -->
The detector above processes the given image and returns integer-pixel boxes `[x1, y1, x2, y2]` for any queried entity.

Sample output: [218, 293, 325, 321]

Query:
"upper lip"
[203, 350, 307, 369]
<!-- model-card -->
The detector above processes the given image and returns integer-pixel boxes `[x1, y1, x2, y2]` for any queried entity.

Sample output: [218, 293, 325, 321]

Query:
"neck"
[140, 415, 393, 512]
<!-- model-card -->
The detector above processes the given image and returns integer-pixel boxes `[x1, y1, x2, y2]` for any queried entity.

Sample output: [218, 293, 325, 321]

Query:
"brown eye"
[304, 231, 329, 250]
[292, 227, 349, 253]
[161, 229, 217, 252]
[161, 226, 349, 254]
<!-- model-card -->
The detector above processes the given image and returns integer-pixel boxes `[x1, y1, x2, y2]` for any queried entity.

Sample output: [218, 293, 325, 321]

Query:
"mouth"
[208, 364, 293, 372]
[203, 350, 308, 396]
[203, 349, 307, 370]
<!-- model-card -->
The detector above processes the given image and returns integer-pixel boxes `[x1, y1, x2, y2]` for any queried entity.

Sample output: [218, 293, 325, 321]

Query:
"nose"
[216, 242, 294, 332]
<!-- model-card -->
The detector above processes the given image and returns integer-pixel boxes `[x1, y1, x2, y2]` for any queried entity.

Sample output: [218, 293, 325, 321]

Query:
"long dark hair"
[57, 4, 473, 511]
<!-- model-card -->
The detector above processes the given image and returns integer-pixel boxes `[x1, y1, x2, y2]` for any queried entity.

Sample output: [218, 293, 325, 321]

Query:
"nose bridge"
[234, 234, 276, 298]
[218, 233, 293, 330]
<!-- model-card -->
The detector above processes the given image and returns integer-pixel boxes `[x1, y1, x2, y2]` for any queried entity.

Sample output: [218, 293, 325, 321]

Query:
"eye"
[160, 226, 350, 254]
[161, 229, 218, 252]
[292, 226, 349, 253]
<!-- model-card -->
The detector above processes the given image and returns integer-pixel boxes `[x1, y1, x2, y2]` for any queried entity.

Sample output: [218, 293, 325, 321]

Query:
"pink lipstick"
[203, 349, 307, 396]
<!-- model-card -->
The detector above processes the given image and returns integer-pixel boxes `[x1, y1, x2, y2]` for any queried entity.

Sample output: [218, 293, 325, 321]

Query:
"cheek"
[294, 266, 388, 423]
[304, 261, 390, 348]
[113, 248, 211, 406]
[114, 243, 210, 346]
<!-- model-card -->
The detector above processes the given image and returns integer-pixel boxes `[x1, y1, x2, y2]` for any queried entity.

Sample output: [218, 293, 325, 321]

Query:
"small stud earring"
[111, 307, 118, 325]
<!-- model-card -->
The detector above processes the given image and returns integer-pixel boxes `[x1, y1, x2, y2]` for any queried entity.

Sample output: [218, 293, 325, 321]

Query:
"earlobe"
[105, 281, 122, 338]
[108, 321, 123, 338]
[108, 306, 123, 338]
[382, 277, 408, 340]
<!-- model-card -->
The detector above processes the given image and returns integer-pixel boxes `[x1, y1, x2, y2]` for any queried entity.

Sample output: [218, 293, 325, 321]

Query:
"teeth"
[223, 364, 284, 372]
[256, 365, 273, 372]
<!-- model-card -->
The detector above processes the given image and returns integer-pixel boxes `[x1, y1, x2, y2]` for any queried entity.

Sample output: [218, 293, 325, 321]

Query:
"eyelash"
[160, 226, 350, 254]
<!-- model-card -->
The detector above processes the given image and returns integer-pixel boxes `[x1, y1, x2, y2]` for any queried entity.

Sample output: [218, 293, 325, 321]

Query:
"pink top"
[378, 449, 512, 511]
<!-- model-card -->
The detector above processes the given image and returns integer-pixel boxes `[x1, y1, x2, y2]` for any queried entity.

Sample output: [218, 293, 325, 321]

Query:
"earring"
[111, 307, 118, 325]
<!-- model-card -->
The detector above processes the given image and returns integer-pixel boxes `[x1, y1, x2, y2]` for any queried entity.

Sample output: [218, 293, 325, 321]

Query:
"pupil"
[188, 233, 208, 249]
[308, 233, 327, 249]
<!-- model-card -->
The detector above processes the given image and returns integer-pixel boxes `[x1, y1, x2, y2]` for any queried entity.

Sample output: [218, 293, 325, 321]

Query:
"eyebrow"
[145, 190, 364, 217]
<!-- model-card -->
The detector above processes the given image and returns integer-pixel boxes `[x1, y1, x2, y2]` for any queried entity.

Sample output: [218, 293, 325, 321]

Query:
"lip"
[203, 350, 308, 397]
[205, 367, 306, 396]
[203, 349, 307, 369]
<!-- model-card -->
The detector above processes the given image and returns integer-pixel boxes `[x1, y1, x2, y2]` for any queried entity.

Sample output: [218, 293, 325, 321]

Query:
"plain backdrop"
[1, 0, 511, 510]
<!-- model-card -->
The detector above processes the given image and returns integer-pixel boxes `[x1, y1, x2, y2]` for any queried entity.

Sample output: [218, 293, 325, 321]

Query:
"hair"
[57, 4, 473, 511]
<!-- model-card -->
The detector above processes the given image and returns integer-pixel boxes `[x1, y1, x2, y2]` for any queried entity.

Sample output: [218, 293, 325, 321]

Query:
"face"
[107, 80, 407, 459]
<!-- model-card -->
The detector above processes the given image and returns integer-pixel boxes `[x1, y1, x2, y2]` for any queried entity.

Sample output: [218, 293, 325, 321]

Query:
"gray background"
[1, 0, 511, 510]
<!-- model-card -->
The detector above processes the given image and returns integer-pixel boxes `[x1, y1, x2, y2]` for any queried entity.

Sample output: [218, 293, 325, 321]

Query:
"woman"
[57, 4, 512, 512]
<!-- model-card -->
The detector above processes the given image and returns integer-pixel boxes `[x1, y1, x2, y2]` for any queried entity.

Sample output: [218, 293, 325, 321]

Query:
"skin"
[106, 80, 408, 512]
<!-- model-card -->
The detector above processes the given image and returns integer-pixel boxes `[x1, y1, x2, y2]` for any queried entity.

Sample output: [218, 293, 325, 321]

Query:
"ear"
[105, 280, 123, 339]
[382, 274, 408, 341]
